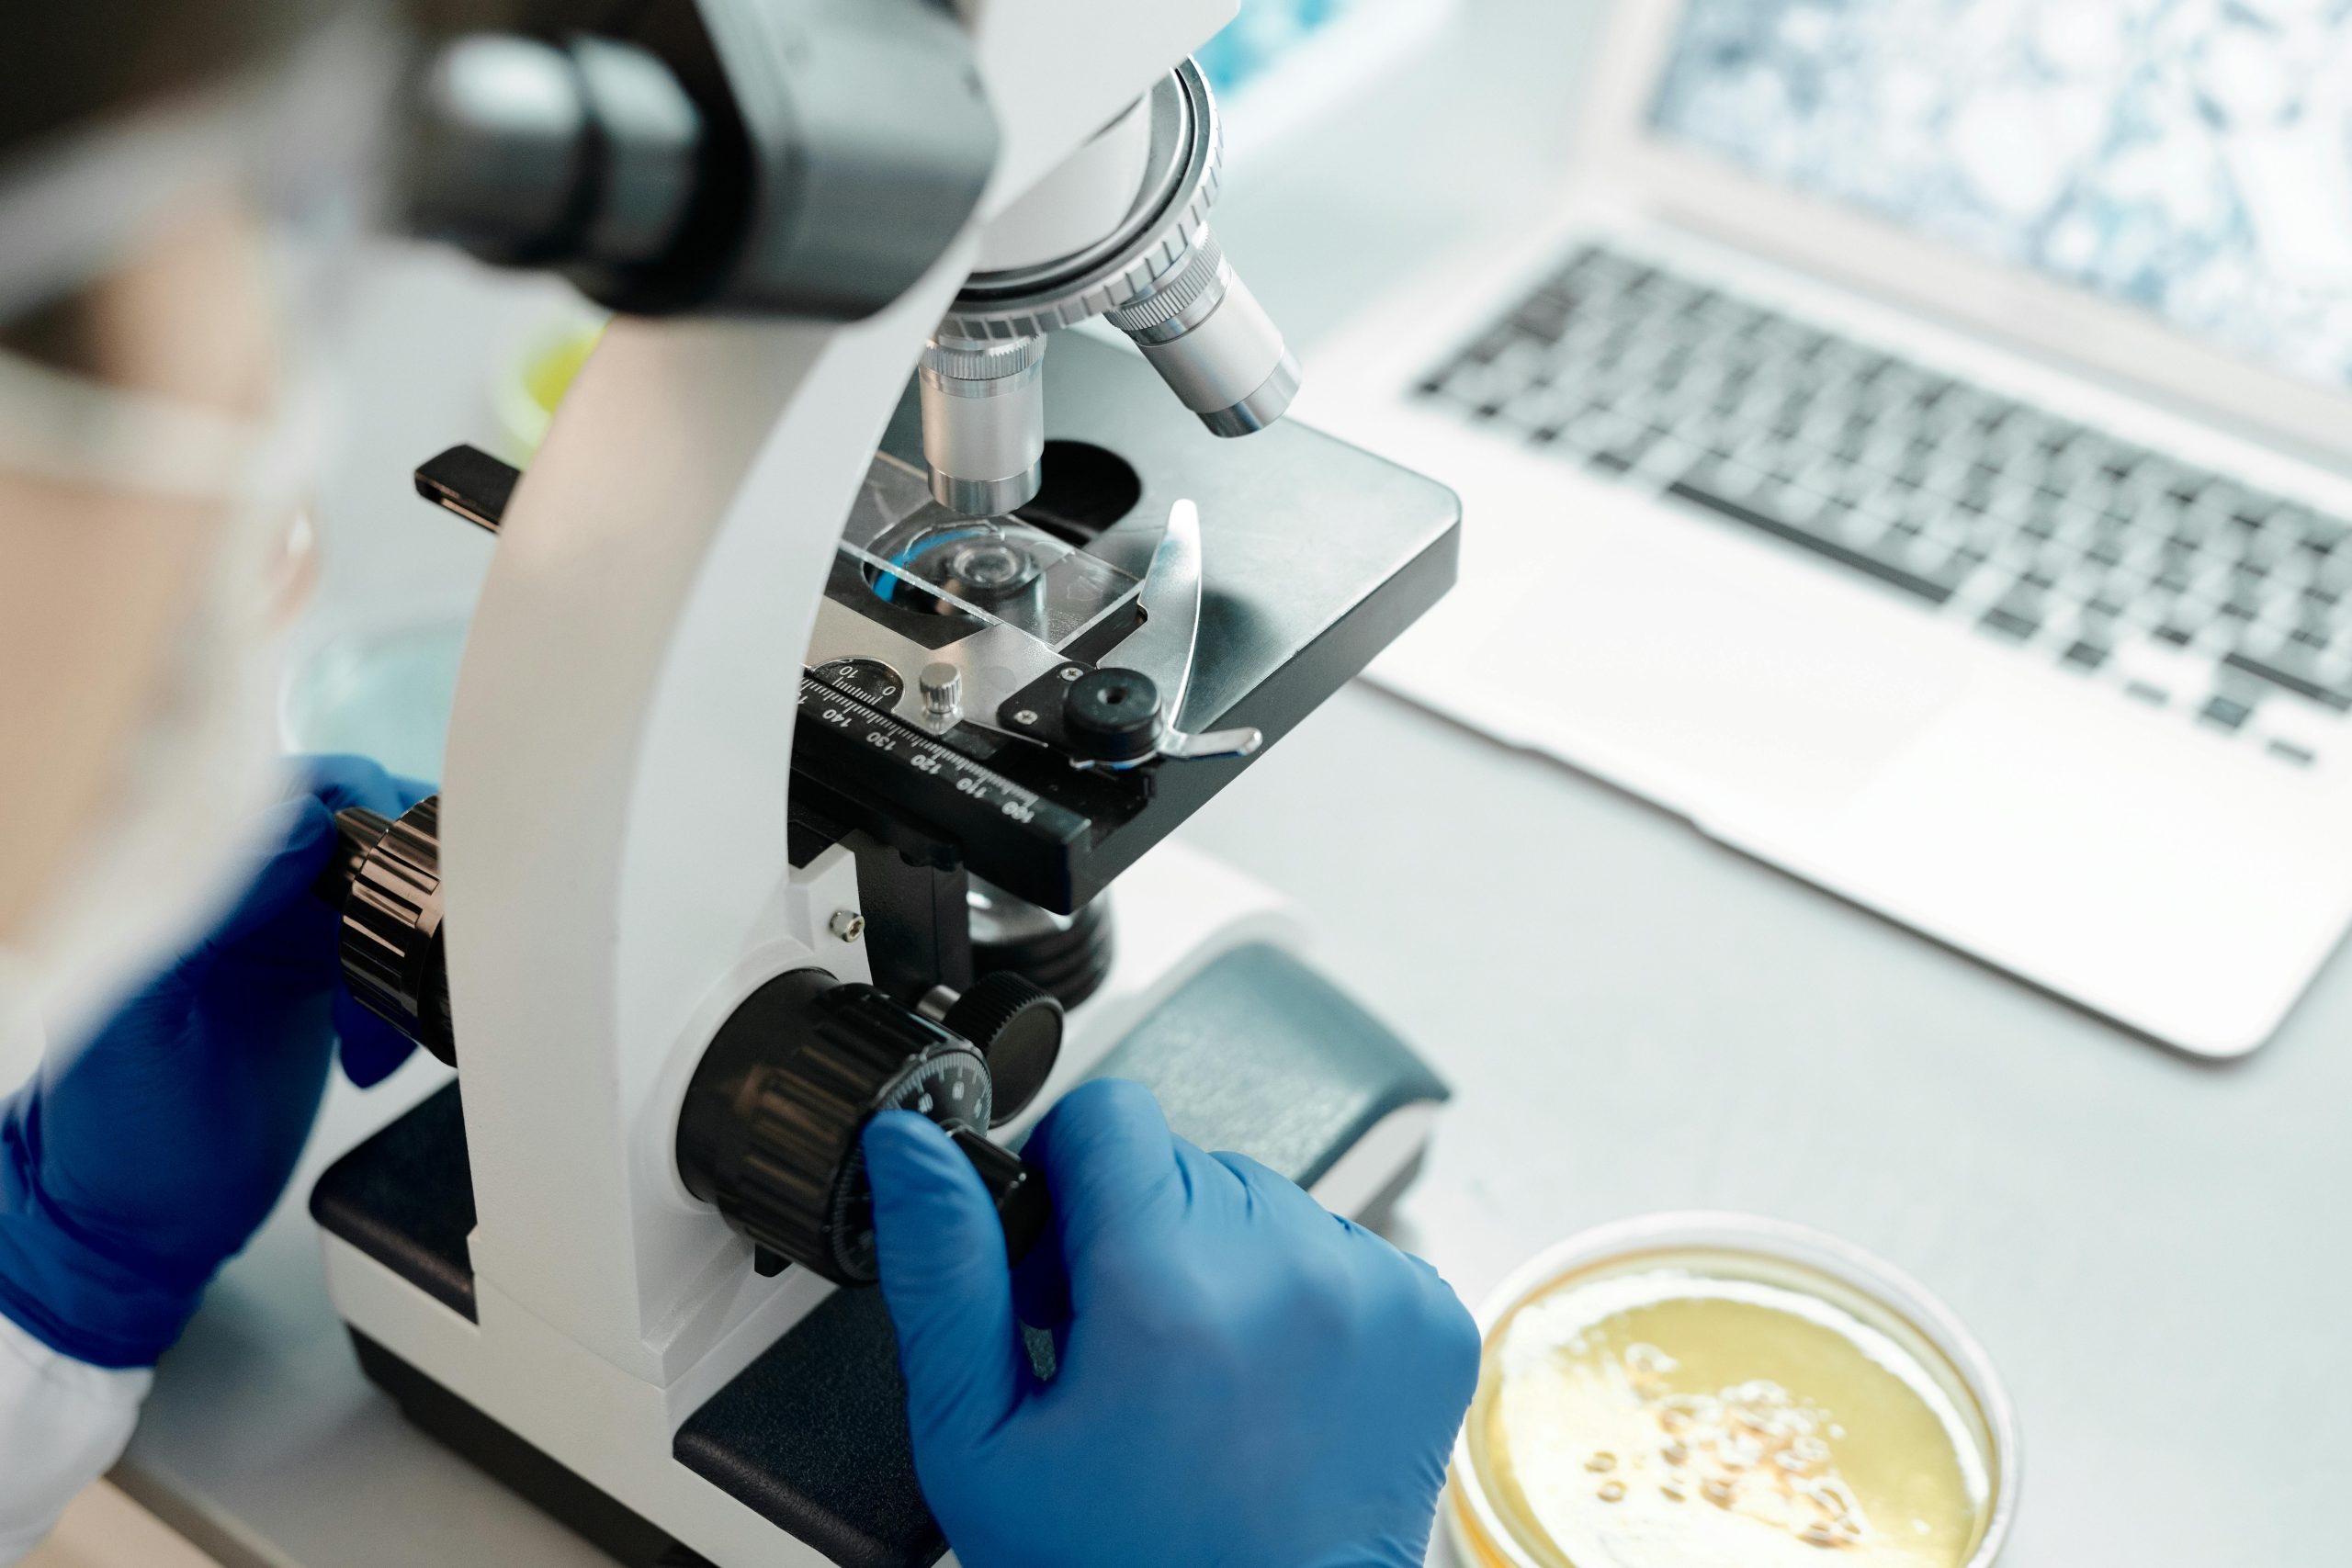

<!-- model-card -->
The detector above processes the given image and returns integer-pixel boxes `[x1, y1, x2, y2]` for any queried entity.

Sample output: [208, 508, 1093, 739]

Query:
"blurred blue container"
[1202, 0, 1351, 96]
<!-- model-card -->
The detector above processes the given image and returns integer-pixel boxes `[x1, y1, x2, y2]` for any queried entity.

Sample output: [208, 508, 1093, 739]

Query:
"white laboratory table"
[115, 4, 2339, 1564]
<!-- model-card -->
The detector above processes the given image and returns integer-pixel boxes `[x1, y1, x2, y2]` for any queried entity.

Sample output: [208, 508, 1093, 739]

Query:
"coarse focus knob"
[676, 972, 1051, 1285]
[942, 973, 1066, 1128]
[321, 797, 454, 1066]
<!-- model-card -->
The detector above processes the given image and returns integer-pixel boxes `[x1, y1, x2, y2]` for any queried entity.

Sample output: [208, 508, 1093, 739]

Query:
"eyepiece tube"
[404, 35, 590, 265]
[1107, 233, 1301, 438]
[920, 335, 1049, 517]
[404, 33, 702, 274]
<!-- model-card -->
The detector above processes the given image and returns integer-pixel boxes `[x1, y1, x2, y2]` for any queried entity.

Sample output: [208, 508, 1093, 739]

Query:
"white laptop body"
[1301, 1, 2352, 1057]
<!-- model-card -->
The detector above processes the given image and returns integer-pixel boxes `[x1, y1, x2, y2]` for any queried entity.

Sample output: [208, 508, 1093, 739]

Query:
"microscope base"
[346, 1329, 701, 1567]
[314, 941, 1446, 1568]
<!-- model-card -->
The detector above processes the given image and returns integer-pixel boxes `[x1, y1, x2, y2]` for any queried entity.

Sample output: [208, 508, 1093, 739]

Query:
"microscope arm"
[414, 0, 1242, 1382]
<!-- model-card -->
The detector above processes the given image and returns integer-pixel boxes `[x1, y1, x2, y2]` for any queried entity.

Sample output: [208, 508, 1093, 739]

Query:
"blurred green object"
[490, 313, 605, 461]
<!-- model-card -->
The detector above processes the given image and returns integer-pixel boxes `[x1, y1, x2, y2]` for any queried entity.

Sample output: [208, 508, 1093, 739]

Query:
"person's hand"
[864, 1078, 1479, 1568]
[0, 755, 431, 1368]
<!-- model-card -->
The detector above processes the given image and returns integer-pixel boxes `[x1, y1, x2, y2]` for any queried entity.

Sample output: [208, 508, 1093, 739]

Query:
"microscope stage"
[797, 333, 1462, 913]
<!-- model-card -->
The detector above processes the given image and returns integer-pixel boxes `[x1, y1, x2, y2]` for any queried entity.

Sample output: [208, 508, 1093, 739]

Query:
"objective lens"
[1107, 233, 1301, 438]
[919, 336, 1048, 516]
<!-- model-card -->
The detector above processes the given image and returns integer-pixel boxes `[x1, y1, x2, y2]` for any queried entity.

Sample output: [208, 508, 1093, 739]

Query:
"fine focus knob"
[677, 972, 1048, 1285]
[942, 972, 1065, 1128]
[320, 797, 454, 1066]
[949, 1128, 1052, 1261]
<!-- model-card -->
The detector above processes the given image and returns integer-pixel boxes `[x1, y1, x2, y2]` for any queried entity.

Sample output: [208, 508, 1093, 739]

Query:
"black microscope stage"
[797, 333, 1462, 914]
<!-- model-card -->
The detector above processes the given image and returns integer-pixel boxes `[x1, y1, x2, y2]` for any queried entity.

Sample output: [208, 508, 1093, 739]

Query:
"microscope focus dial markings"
[810, 657, 904, 710]
[676, 973, 1053, 1286]
[823, 1043, 996, 1282]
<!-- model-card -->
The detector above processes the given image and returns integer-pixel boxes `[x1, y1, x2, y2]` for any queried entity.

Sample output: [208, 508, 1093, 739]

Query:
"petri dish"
[1451, 1214, 2018, 1568]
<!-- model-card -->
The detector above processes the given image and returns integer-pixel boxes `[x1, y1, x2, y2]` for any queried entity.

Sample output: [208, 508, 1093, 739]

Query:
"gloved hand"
[864, 1078, 1480, 1568]
[0, 755, 432, 1369]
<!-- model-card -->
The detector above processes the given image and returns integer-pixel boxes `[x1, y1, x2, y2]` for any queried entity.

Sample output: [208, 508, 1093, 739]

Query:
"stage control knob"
[676, 971, 1052, 1285]
[316, 797, 455, 1066]
[1062, 668, 1162, 763]
[941, 972, 1064, 1128]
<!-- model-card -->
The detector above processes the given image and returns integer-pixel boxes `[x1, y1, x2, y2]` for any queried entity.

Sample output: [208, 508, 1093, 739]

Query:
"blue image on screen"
[1202, 0, 1352, 97]
[1649, 0, 2352, 394]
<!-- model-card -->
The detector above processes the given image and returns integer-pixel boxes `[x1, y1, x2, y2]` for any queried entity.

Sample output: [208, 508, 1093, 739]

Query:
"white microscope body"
[315, 5, 1455, 1562]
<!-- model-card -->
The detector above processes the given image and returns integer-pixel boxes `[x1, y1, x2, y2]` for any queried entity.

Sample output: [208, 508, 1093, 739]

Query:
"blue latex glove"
[864, 1079, 1480, 1568]
[0, 755, 433, 1369]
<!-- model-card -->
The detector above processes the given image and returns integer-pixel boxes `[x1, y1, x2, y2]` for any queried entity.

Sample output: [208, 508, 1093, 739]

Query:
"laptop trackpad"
[1466, 518, 1969, 816]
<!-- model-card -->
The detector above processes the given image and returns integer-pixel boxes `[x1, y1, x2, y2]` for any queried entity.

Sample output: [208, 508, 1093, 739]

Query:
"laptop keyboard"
[1414, 243, 2352, 769]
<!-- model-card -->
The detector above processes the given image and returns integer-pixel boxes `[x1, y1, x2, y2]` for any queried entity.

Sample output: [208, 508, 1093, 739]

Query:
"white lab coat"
[0, 1313, 146, 1562]
[0, 1014, 148, 1564]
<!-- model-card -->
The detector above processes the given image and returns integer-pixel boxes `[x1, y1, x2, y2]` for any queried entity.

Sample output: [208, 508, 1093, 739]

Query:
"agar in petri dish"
[1455, 1234, 2009, 1568]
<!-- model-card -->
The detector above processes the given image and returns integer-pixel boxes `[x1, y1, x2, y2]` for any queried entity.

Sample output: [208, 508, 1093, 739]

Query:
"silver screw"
[920, 662, 962, 720]
[829, 909, 866, 943]
[1058, 666, 1084, 682]
[1013, 709, 1039, 726]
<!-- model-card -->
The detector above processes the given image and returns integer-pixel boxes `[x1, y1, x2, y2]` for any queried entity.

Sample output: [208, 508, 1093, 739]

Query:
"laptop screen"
[1647, 2, 2352, 396]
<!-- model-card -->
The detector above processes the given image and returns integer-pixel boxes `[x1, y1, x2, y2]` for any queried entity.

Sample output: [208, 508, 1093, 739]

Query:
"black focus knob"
[1062, 667, 1163, 762]
[949, 1127, 1052, 1263]
[677, 972, 1049, 1286]
[318, 797, 454, 1066]
[942, 973, 1065, 1128]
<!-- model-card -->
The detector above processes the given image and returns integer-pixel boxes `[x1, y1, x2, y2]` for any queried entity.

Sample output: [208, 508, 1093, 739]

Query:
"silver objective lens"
[918, 336, 1047, 517]
[1107, 234, 1300, 437]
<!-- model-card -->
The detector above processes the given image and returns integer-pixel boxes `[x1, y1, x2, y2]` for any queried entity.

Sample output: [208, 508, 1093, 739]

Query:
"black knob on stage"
[317, 797, 455, 1066]
[1062, 668, 1162, 763]
[677, 972, 1051, 1286]
[942, 973, 1065, 1128]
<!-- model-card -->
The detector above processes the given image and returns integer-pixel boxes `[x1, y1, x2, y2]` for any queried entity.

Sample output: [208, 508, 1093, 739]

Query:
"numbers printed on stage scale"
[798, 670, 1080, 850]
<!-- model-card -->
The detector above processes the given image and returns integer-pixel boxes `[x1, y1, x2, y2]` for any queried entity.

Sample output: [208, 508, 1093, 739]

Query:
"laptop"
[1300, 0, 2352, 1057]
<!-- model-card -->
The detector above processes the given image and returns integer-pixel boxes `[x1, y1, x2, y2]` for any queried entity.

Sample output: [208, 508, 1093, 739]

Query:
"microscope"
[307, 4, 1460, 1564]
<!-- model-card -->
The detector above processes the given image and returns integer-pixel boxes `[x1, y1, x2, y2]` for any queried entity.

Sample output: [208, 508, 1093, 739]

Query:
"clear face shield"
[0, 15, 401, 1057]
